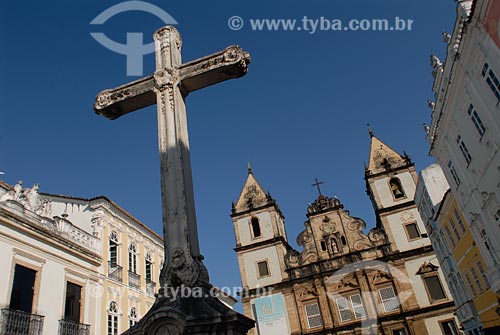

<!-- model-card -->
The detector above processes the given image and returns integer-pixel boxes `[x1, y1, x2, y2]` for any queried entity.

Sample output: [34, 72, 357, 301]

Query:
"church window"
[335, 293, 366, 322]
[341, 235, 347, 246]
[456, 135, 472, 165]
[404, 223, 421, 240]
[129, 307, 138, 328]
[389, 178, 405, 199]
[467, 104, 486, 137]
[439, 319, 459, 335]
[251, 217, 261, 238]
[257, 260, 270, 278]
[423, 274, 447, 303]
[378, 286, 399, 312]
[109, 231, 119, 267]
[129, 243, 137, 274]
[350, 294, 365, 319]
[336, 297, 352, 322]
[304, 302, 323, 328]
[481, 63, 500, 100]
[107, 301, 119, 335]
[320, 240, 327, 252]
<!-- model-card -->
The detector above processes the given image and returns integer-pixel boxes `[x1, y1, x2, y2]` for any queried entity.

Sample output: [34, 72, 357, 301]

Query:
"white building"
[0, 180, 102, 335]
[0, 180, 164, 335]
[426, 0, 500, 295]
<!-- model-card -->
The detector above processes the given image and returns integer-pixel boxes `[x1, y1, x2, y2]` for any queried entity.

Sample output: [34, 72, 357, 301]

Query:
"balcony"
[0, 308, 44, 335]
[58, 320, 90, 335]
[146, 280, 156, 296]
[108, 262, 122, 282]
[128, 271, 141, 289]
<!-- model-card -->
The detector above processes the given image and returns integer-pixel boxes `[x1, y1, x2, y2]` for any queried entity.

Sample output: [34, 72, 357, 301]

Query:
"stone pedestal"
[123, 288, 254, 335]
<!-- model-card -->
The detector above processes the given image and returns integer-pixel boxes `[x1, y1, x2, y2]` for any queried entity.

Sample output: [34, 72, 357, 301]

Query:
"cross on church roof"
[312, 178, 324, 196]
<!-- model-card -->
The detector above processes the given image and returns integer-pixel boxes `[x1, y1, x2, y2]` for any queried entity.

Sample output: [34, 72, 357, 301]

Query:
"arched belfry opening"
[389, 178, 405, 199]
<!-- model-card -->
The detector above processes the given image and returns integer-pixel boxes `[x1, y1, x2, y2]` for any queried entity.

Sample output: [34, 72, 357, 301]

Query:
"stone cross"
[94, 26, 250, 289]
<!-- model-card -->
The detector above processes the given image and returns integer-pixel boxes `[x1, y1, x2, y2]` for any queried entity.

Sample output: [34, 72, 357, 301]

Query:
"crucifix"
[94, 26, 251, 289]
[312, 178, 324, 196]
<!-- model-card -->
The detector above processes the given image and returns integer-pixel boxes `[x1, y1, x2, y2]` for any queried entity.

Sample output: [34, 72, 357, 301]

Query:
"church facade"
[231, 134, 458, 334]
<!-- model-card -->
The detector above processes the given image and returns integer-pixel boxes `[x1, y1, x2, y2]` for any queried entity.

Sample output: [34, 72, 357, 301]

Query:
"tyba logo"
[90, 1, 177, 76]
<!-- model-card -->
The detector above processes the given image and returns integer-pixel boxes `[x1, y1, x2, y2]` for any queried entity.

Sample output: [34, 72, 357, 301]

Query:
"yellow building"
[435, 190, 500, 334]
[41, 193, 164, 335]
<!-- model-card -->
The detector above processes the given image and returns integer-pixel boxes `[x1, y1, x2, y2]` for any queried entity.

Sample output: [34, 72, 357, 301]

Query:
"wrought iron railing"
[146, 280, 156, 295]
[0, 308, 44, 335]
[58, 320, 90, 335]
[128, 271, 141, 289]
[108, 262, 122, 282]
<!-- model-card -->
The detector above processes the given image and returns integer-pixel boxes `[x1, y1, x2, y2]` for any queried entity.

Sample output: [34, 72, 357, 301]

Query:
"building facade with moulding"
[416, 163, 500, 334]
[231, 134, 458, 335]
[0, 179, 164, 335]
[426, 0, 500, 295]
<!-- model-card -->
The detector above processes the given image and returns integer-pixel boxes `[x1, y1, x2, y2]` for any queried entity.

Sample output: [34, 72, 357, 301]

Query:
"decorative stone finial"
[423, 123, 430, 134]
[442, 31, 451, 43]
[247, 162, 253, 174]
[430, 54, 442, 69]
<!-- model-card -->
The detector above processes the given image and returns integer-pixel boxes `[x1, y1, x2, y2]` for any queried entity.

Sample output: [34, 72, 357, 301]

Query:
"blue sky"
[0, 0, 456, 310]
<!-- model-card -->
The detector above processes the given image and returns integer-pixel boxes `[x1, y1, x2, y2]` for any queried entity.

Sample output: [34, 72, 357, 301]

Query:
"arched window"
[129, 307, 138, 328]
[109, 231, 119, 267]
[108, 301, 119, 335]
[389, 178, 405, 199]
[129, 243, 137, 274]
[320, 240, 327, 252]
[251, 217, 261, 238]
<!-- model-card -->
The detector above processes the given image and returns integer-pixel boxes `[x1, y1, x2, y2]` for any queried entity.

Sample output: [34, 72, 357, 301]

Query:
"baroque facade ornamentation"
[232, 133, 457, 334]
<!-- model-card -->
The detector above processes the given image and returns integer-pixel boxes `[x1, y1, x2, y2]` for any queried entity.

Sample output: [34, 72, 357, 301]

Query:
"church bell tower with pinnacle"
[230, 165, 292, 319]
[364, 128, 430, 253]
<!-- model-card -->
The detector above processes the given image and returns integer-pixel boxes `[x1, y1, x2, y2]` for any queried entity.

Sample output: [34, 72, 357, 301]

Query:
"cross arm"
[94, 75, 156, 120]
[179, 45, 251, 94]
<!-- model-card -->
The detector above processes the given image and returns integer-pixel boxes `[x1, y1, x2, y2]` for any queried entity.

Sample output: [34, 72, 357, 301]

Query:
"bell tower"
[364, 130, 430, 252]
[231, 165, 291, 292]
